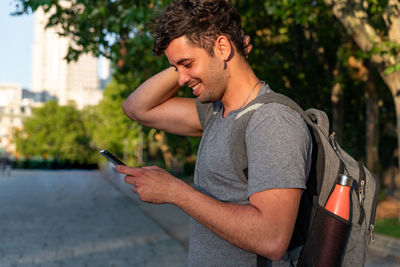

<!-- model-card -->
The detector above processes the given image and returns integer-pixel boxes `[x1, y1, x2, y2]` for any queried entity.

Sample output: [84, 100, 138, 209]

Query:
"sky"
[0, 0, 33, 89]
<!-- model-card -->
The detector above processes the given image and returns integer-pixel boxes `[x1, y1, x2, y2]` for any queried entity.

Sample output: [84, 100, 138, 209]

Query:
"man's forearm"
[174, 183, 299, 260]
[116, 165, 299, 260]
[122, 67, 180, 123]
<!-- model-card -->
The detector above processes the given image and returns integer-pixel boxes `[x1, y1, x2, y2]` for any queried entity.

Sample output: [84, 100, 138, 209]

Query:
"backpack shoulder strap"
[230, 92, 329, 181]
[232, 92, 303, 180]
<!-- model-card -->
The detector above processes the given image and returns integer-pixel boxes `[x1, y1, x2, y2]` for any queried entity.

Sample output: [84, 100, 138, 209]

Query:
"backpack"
[230, 92, 380, 266]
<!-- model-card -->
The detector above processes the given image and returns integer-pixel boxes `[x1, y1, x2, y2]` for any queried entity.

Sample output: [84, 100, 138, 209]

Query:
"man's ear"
[215, 35, 233, 61]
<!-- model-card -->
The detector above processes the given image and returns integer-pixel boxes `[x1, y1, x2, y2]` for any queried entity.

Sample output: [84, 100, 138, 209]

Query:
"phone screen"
[99, 149, 126, 166]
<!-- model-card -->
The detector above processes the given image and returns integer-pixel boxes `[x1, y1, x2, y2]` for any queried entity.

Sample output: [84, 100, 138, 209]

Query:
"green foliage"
[14, 100, 96, 164]
[234, 0, 397, 166]
[11, 0, 398, 179]
[12, 0, 171, 75]
[236, 0, 335, 109]
[264, 0, 319, 25]
[90, 78, 143, 166]
[353, 40, 400, 75]
[374, 218, 400, 239]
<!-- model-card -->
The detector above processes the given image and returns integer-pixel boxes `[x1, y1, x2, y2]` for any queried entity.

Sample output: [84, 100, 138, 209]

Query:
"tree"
[322, 0, 400, 220]
[14, 100, 96, 164]
[89, 78, 143, 166]
[235, 0, 374, 154]
[12, 0, 398, 186]
[12, 0, 201, 172]
[12, 0, 170, 74]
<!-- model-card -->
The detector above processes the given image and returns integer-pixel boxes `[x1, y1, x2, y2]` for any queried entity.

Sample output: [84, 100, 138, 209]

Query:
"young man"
[115, 0, 312, 265]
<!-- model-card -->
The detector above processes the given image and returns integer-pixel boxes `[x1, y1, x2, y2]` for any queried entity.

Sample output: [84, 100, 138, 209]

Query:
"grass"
[374, 218, 400, 239]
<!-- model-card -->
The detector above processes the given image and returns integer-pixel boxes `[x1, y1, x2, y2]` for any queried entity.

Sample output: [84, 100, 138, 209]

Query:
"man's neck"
[221, 59, 261, 117]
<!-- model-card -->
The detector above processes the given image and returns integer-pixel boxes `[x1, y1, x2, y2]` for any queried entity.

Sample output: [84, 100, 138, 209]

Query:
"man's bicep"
[142, 97, 203, 136]
[249, 188, 302, 218]
[249, 188, 302, 246]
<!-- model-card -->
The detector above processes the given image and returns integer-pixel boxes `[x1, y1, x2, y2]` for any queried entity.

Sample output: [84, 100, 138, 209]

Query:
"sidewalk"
[368, 233, 400, 258]
[0, 169, 187, 267]
[102, 165, 400, 265]
[101, 166, 190, 251]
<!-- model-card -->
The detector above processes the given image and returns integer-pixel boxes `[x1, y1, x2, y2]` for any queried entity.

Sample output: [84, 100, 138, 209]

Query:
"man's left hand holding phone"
[99, 149, 188, 205]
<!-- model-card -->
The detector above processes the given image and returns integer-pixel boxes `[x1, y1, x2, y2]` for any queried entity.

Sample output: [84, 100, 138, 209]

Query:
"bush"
[374, 218, 400, 239]
[12, 159, 98, 170]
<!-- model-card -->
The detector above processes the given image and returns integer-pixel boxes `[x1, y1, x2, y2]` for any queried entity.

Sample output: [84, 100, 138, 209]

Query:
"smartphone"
[99, 149, 126, 166]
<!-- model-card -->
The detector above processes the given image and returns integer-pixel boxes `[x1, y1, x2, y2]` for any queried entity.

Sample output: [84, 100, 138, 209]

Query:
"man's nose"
[177, 71, 190, 87]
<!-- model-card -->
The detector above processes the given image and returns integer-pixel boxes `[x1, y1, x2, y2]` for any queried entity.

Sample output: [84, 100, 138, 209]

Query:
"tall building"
[31, 7, 103, 109]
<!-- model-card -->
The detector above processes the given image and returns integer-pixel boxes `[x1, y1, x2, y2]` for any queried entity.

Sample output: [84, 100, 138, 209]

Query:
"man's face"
[165, 36, 229, 103]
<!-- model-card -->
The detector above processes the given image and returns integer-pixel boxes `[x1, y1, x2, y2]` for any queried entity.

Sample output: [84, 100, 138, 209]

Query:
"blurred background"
[0, 0, 399, 246]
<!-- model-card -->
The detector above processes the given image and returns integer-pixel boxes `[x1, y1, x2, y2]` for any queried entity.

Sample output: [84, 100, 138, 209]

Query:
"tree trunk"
[331, 68, 344, 143]
[384, 0, 400, 224]
[324, 0, 400, 221]
[366, 72, 379, 173]
[323, 0, 400, 93]
[394, 96, 400, 222]
[347, 55, 380, 173]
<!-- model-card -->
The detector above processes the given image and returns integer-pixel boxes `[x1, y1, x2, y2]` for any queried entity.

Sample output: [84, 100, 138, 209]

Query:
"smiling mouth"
[192, 83, 200, 90]
[190, 82, 201, 96]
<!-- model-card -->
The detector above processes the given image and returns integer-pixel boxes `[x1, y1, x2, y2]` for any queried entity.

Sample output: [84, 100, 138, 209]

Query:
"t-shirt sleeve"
[196, 98, 217, 129]
[246, 103, 312, 198]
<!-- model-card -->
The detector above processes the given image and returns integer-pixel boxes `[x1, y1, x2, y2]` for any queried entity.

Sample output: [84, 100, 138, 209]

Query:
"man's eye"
[184, 62, 192, 68]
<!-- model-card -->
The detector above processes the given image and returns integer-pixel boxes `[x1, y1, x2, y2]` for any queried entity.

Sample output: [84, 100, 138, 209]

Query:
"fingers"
[115, 165, 160, 173]
[243, 35, 251, 47]
[244, 45, 253, 58]
[241, 32, 252, 58]
[141, 165, 170, 175]
[124, 174, 135, 184]
[114, 165, 146, 175]
[118, 165, 160, 190]
[124, 175, 139, 193]
[141, 166, 160, 170]
[243, 35, 252, 58]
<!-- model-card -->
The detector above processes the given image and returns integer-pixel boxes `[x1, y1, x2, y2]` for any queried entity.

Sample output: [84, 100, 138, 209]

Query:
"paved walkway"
[0, 169, 399, 266]
[0, 169, 186, 267]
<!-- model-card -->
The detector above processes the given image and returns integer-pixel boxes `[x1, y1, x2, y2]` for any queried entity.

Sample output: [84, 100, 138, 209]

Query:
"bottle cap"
[338, 174, 353, 187]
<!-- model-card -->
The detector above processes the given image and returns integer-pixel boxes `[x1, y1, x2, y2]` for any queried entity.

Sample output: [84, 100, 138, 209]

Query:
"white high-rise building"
[31, 7, 103, 109]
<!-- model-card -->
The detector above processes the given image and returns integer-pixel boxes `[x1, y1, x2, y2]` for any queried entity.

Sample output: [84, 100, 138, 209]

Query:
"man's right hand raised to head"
[122, 32, 252, 138]
[121, 66, 203, 137]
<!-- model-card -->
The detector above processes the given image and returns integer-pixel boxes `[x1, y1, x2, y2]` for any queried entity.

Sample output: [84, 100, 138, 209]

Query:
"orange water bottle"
[325, 174, 353, 220]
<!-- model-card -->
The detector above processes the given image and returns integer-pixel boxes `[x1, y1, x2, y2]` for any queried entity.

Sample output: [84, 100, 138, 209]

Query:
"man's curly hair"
[152, 0, 244, 57]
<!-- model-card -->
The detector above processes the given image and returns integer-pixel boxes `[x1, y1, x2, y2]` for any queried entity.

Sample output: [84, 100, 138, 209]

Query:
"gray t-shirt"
[189, 84, 312, 266]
